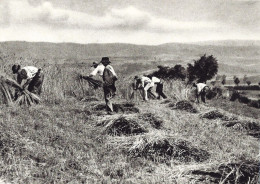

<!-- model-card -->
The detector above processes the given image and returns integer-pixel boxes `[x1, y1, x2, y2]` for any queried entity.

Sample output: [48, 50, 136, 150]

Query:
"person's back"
[101, 57, 117, 113]
[151, 76, 160, 84]
[196, 83, 207, 94]
[141, 76, 152, 87]
[20, 66, 38, 80]
[90, 63, 105, 77]
[195, 83, 208, 103]
[12, 64, 44, 97]
[103, 64, 117, 86]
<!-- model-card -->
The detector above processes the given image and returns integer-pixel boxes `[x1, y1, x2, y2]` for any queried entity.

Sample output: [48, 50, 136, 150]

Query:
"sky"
[0, 0, 259, 45]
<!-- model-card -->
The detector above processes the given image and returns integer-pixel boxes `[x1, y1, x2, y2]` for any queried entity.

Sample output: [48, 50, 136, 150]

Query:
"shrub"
[150, 64, 186, 80]
[187, 54, 218, 83]
[238, 95, 251, 104]
[230, 90, 240, 101]
[248, 100, 260, 109]
[234, 77, 240, 86]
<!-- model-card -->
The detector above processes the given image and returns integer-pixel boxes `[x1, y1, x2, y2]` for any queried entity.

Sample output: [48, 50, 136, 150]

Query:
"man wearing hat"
[12, 64, 44, 98]
[81, 57, 118, 114]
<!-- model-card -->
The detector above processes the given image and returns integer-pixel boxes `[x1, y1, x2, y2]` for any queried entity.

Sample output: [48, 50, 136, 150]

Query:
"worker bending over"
[12, 64, 44, 98]
[193, 83, 210, 103]
[134, 75, 167, 101]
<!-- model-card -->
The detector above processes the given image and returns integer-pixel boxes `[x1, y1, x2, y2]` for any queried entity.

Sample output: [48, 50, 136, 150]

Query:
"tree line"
[150, 54, 260, 87]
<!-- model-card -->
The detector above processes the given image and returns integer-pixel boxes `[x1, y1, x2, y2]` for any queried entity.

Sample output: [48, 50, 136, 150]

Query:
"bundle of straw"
[0, 79, 13, 104]
[84, 76, 103, 89]
[76, 74, 103, 89]
[0, 75, 41, 106]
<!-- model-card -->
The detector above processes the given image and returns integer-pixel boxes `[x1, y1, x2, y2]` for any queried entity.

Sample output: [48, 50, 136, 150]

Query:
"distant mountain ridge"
[0, 40, 259, 60]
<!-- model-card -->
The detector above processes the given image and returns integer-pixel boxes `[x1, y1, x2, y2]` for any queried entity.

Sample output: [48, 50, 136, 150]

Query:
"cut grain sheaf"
[171, 100, 198, 113]
[223, 120, 260, 138]
[104, 116, 148, 136]
[201, 110, 237, 121]
[0, 75, 41, 106]
[191, 160, 259, 184]
[129, 136, 210, 163]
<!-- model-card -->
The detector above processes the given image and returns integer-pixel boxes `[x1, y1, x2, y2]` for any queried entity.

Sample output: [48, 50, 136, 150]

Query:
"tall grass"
[1, 63, 193, 104]
[1, 56, 193, 104]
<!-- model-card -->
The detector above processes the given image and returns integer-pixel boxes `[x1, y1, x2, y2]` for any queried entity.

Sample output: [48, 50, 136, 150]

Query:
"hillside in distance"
[0, 40, 259, 59]
[0, 40, 259, 75]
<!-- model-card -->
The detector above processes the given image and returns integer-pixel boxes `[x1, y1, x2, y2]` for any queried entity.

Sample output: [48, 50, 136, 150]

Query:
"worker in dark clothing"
[80, 57, 118, 114]
[149, 75, 167, 100]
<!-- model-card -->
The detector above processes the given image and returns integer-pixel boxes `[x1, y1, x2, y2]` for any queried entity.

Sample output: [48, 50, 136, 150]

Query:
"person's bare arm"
[17, 74, 23, 85]
[22, 79, 32, 89]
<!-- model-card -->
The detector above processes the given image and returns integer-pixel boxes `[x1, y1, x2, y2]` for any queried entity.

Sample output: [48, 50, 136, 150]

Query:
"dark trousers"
[156, 83, 167, 99]
[103, 85, 116, 112]
[28, 73, 44, 95]
[196, 88, 206, 103]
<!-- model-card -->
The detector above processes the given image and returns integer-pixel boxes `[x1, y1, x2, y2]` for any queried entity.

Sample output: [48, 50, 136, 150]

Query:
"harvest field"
[0, 42, 260, 183]
[239, 90, 260, 100]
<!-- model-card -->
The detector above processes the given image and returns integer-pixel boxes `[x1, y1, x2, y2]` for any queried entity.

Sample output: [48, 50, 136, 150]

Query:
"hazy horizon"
[1, 39, 260, 46]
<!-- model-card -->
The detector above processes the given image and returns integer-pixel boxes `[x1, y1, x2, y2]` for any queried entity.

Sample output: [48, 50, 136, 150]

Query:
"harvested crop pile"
[129, 136, 210, 163]
[0, 75, 41, 106]
[139, 113, 163, 129]
[223, 120, 260, 138]
[201, 110, 237, 121]
[191, 160, 259, 184]
[104, 116, 148, 136]
[94, 102, 140, 113]
[172, 100, 197, 113]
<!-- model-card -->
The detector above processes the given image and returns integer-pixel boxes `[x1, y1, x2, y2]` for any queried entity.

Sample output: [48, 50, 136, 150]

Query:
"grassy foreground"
[0, 94, 259, 183]
[0, 56, 259, 183]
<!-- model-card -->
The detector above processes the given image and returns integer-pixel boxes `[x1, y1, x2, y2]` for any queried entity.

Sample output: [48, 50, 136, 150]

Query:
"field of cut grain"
[0, 56, 259, 183]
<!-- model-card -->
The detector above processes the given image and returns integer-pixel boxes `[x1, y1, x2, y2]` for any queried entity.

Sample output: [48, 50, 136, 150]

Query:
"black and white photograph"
[0, 0, 259, 183]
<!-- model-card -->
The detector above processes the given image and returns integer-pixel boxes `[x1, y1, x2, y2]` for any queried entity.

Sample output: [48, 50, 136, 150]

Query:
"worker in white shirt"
[134, 75, 157, 101]
[12, 64, 44, 98]
[193, 83, 210, 103]
[148, 75, 167, 99]
[80, 57, 118, 114]
[89, 61, 105, 77]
